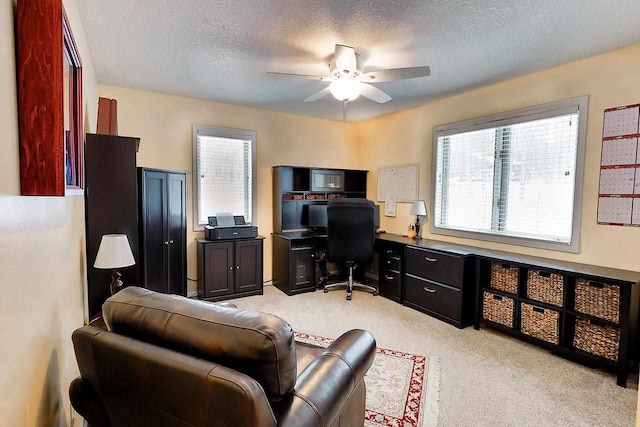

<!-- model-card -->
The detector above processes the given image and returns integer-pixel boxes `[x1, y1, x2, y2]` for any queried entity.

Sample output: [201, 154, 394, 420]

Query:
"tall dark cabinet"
[85, 134, 140, 319]
[138, 168, 187, 297]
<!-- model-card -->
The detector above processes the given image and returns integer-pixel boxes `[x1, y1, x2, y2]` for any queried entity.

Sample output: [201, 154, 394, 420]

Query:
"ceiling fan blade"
[267, 72, 332, 81]
[304, 86, 332, 102]
[361, 66, 431, 83]
[360, 83, 392, 104]
[335, 44, 357, 73]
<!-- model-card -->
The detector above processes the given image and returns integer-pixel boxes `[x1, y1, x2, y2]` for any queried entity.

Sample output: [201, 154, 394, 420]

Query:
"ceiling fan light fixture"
[329, 79, 362, 101]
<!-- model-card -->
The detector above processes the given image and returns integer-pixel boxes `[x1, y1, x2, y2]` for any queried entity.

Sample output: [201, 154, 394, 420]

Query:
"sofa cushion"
[102, 287, 296, 400]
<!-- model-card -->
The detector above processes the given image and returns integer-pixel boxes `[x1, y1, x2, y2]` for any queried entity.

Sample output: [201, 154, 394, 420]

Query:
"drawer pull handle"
[493, 295, 503, 301]
[588, 281, 605, 288]
[532, 306, 545, 313]
[423, 287, 436, 293]
[425, 257, 437, 262]
[385, 275, 394, 280]
[538, 271, 551, 278]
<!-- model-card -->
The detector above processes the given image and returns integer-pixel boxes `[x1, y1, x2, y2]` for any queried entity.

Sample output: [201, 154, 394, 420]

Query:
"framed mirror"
[17, 0, 83, 196]
[63, 11, 83, 190]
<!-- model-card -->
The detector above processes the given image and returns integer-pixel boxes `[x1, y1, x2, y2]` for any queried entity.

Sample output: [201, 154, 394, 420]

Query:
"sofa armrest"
[69, 377, 110, 427]
[276, 329, 376, 427]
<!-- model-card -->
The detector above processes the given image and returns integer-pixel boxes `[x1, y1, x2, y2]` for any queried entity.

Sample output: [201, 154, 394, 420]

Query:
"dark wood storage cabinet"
[197, 237, 264, 301]
[474, 253, 640, 387]
[138, 168, 187, 296]
[85, 134, 140, 319]
[403, 245, 475, 328]
[272, 233, 318, 295]
[377, 240, 404, 303]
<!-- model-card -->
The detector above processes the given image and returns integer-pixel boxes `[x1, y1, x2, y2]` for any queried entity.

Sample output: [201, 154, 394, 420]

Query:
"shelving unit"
[474, 254, 640, 387]
[272, 166, 367, 233]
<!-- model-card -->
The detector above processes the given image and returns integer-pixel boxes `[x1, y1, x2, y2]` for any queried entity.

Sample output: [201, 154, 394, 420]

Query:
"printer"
[205, 213, 258, 240]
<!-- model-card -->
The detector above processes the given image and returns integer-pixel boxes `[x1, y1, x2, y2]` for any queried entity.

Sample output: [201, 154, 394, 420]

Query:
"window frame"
[430, 96, 588, 253]
[192, 124, 257, 231]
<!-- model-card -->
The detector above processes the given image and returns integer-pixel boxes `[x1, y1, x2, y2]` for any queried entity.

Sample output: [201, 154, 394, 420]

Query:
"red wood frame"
[17, 0, 83, 196]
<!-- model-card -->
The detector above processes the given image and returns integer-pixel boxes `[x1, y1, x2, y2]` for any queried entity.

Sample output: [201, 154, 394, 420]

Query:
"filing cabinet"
[378, 242, 404, 303]
[404, 246, 474, 328]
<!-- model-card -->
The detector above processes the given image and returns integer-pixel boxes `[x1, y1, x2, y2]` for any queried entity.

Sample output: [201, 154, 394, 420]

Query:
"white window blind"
[193, 125, 256, 229]
[432, 97, 587, 251]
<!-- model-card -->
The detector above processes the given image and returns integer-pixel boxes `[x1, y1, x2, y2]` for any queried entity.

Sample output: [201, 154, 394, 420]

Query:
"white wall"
[0, 0, 97, 425]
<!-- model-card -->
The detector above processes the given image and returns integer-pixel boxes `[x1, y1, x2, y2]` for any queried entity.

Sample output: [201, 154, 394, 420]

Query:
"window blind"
[434, 110, 581, 245]
[196, 134, 252, 225]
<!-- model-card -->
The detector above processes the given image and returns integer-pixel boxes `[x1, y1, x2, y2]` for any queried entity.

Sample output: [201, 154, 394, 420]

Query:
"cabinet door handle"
[423, 287, 436, 293]
[164, 241, 169, 245]
[425, 257, 437, 262]
[169, 240, 174, 244]
[228, 266, 233, 270]
[384, 275, 394, 280]
[236, 265, 240, 270]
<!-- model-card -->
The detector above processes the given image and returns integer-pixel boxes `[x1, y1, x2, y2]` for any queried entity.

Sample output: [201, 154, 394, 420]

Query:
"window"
[192, 125, 256, 230]
[431, 97, 588, 252]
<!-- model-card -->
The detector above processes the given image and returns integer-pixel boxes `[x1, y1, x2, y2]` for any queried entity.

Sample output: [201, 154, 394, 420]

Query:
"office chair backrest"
[327, 198, 375, 265]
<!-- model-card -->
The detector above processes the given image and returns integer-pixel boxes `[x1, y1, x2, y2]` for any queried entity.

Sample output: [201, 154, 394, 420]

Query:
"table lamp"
[410, 200, 427, 240]
[94, 234, 135, 295]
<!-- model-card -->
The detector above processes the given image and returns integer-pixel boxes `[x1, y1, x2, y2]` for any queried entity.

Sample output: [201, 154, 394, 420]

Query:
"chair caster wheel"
[346, 294, 352, 301]
[323, 289, 328, 293]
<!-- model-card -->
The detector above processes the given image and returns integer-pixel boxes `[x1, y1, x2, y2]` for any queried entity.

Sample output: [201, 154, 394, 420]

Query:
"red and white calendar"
[597, 103, 640, 226]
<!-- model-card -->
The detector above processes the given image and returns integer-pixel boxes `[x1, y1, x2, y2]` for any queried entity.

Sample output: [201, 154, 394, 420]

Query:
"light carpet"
[295, 332, 440, 427]
[230, 285, 638, 427]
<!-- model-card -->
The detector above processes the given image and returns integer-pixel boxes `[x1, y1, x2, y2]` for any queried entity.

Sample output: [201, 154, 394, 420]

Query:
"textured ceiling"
[79, 0, 640, 122]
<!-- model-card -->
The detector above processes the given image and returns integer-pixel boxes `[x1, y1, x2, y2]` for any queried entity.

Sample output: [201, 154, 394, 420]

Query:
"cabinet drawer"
[405, 247, 463, 288]
[381, 253, 402, 272]
[380, 269, 402, 301]
[405, 275, 462, 322]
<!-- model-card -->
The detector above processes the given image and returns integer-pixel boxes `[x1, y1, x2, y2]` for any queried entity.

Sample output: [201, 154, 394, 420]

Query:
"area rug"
[294, 332, 440, 427]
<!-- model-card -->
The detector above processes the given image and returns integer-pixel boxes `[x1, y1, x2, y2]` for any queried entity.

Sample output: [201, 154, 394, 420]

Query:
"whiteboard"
[377, 163, 419, 202]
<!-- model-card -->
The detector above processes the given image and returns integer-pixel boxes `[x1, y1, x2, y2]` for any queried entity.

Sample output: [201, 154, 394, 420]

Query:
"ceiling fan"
[268, 44, 431, 120]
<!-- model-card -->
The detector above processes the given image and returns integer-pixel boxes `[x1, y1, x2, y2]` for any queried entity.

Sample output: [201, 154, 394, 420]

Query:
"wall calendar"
[597, 103, 640, 226]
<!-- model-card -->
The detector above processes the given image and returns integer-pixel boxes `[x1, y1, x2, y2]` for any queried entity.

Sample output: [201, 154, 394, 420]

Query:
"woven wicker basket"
[574, 318, 620, 361]
[520, 303, 560, 344]
[574, 279, 620, 323]
[490, 262, 519, 294]
[527, 270, 564, 307]
[483, 291, 514, 328]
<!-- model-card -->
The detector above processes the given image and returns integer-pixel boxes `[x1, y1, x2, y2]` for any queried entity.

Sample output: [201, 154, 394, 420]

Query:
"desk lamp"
[94, 234, 135, 295]
[410, 200, 427, 240]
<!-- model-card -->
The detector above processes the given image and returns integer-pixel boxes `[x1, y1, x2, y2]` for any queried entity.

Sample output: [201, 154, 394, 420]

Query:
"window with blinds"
[432, 97, 588, 252]
[192, 125, 256, 229]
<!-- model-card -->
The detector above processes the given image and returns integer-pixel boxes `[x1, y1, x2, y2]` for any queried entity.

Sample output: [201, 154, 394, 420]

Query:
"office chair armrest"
[69, 377, 110, 427]
[277, 329, 376, 427]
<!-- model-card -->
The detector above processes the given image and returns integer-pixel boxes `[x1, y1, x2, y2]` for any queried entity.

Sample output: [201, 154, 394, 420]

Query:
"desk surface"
[272, 232, 640, 284]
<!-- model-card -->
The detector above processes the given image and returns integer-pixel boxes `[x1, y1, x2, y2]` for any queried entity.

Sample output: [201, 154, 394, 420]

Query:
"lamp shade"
[94, 234, 135, 269]
[410, 200, 427, 216]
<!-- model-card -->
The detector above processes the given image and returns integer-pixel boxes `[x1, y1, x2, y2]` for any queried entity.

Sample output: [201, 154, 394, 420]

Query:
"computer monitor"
[308, 204, 328, 228]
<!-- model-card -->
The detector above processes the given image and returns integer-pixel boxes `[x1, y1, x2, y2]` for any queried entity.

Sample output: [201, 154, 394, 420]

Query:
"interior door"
[142, 170, 168, 293]
[204, 242, 235, 299]
[235, 240, 263, 294]
[167, 173, 186, 296]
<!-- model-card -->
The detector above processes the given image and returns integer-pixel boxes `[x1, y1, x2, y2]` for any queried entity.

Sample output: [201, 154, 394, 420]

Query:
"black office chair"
[324, 198, 378, 300]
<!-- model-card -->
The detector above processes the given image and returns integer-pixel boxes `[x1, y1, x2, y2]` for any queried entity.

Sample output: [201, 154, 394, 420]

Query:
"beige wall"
[98, 85, 359, 291]
[357, 43, 640, 271]
[0, 0, 97, 425]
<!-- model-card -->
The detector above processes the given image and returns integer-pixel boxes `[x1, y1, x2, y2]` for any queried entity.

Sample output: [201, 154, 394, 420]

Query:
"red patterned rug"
[294, 332, 440, 427]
